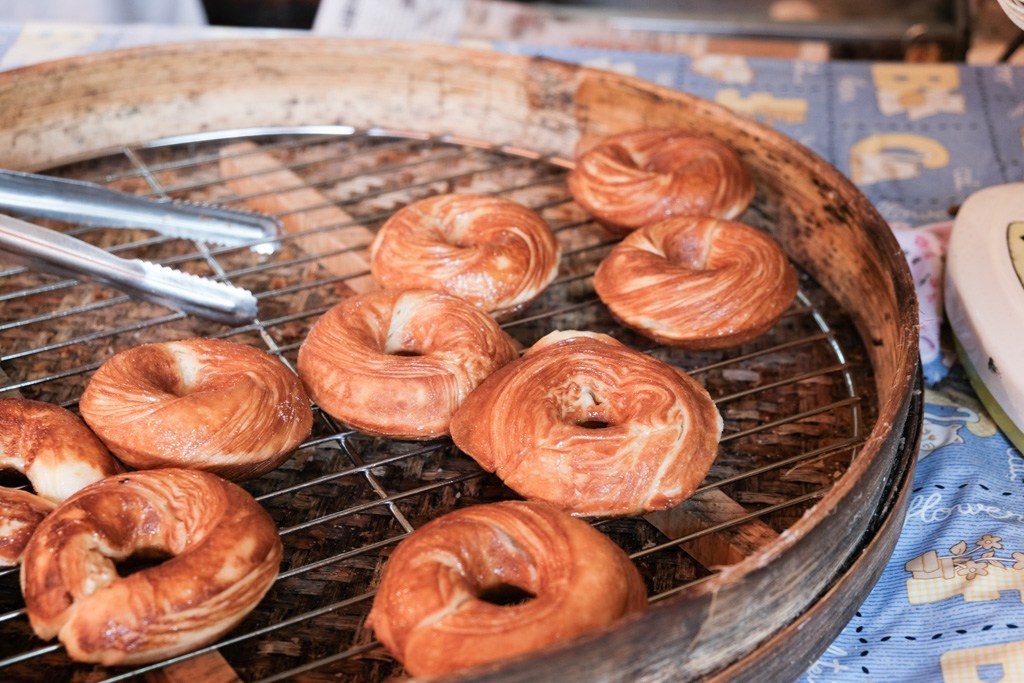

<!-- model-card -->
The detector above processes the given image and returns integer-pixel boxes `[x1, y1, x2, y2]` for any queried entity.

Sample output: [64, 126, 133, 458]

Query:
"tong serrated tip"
[132, 260, 258, 324]
[0, 213, 258, 325]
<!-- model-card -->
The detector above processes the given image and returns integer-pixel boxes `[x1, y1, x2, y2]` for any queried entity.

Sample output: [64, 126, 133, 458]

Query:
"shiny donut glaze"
[594, 216, 798, 349]
[79, 339, 312, 480]
[568, 129, 755, 232]
[20, 468, 281, 665]
[367, 500, 646, 678]
[297, 289, 518, 439]
[451, 331, 722, 516]
[369, 194, 561, 319]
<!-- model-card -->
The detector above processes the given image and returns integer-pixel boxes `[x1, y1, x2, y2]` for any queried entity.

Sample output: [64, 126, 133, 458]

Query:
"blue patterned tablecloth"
[2, 21, 1024, 683]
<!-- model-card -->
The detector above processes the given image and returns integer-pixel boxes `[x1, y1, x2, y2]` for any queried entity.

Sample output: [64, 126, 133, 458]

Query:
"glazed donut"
[594, 215, 798, 349]
[568, 129, 755, 232]
[450, 331, 722, 516]
[297, 289, 518, 439]
[20, 468, 282, 666]
[0, 489, 54, 567]
[79, 338, 312, 480]
[369, 193, 561, 319]
[367, 499, 646, 678]
[0, 398, 120, 566]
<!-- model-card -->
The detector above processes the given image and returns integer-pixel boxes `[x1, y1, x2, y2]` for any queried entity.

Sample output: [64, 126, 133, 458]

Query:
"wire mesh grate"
[0, 128, 877, 682]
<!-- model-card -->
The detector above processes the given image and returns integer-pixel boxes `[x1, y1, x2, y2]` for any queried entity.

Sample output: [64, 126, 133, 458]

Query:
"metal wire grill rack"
[0, 128, 878, 682]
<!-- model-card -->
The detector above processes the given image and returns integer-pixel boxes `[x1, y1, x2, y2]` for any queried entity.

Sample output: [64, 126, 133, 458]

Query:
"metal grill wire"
[0, 129, 874, 682]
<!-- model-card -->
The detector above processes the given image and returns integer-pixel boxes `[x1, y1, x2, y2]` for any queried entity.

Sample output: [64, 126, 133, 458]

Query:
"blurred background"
[0, 0, 1021, 63]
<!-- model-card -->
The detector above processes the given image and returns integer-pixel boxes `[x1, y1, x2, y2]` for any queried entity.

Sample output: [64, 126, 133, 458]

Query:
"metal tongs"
[0, 169, 281, 324]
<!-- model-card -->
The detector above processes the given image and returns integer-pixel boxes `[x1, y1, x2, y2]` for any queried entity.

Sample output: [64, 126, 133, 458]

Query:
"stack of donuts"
[4, 127, 797, 678]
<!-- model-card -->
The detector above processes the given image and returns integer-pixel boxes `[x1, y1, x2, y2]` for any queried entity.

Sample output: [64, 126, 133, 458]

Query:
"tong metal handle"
[0, 213, 258, 324]
[0, 169, 280, 254]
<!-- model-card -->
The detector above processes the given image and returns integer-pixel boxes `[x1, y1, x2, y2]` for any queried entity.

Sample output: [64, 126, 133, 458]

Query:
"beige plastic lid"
[944, 182, 1024, 450]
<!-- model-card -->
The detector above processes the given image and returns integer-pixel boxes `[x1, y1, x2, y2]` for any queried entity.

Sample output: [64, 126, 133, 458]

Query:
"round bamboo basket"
[0, 39, 921, 681]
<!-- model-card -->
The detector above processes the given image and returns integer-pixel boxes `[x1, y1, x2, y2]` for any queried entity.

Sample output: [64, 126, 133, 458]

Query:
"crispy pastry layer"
[0, 398, 120, 503]
[369, 194, 561, 319]
[367, 500, 647, 678]
[568, 129, 755, 232]
[0, 489, 54, 567]
[0, 399, 120, 565]
[79, 339, 312, 480]
[594, 216, 798, 349]
[20, 468, 282, 666]
[297, 289, 519, 439]
[451, 331, 722, 516]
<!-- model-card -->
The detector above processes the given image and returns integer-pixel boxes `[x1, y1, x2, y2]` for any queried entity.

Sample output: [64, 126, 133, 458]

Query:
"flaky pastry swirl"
[568, 129, 755, 232]
[594, 216, 798, 349]
[369, 194, 561, 319]
[20, 468, 281, 665]
[451, 331, 722, 516]
[0, 489, 54, 568]
[79, 338, 312, 480]
[0, 398, 121, 566]
[297, 289, 518, 439]
[367, 500, 646, 678]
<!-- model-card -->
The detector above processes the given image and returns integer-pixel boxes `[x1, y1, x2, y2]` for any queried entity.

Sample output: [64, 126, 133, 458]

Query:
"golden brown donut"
[0, 398, 120, 503]
[20, 468, 282, 666]
[450, 331, 722, 516]
[0, 398, 121, 566]
[594, 215, 798, 349]
[367, 500, 646, 678]
[369, 193, 561, 319]
[297, 289, 518, 440]
[0, 489, 54, 567]
[79, 338, 312, 480]
[568, 129, 756, 232]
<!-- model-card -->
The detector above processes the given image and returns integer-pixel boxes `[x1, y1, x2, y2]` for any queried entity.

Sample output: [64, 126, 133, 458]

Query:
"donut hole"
[644, 147, 705, 175]
[616, 141, 692, 175]
[662, 229, 714, 271]
[0, 468, 33, 492]
[382, 329, 425, 360]
[421, 211, 472, 249]
[158, 379, 191, 398]
[567, 408, 617, 430]
[477, 582, 536, 607]
[381, 302, 428, 357]
[139, 360, 193, 398]
[114, 548, 174, 578]
[557, 385, 617, 430]
[381, 338, 426, 358]
[608, 143, 641, 170]
[444, 226, 471, 249]
[150, 344, 200, 397]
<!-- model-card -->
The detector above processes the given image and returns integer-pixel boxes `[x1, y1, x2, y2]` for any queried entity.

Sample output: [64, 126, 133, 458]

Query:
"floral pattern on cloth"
[892, 221, 955, 385]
